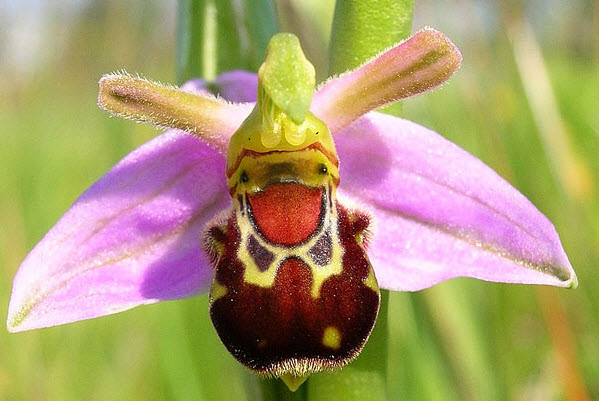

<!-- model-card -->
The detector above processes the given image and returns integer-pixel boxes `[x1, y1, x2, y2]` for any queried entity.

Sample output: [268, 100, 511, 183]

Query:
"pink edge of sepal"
[335, 112, 577, 292]
[7, 130, 230, 332]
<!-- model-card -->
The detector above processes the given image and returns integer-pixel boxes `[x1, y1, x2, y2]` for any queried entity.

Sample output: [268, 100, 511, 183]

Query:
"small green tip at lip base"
[280, 373, 310, 391]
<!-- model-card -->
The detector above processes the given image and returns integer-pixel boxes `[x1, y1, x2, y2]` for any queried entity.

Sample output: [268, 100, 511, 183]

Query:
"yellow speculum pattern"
[364, 266, 379, 293]
[235, 186, 343, 299]
[209, 280, 228, 303]
[226, 126, 343, 297]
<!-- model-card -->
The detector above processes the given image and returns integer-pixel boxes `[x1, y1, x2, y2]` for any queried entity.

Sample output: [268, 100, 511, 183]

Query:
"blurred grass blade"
[388, 292, 461, 401]
[177, 0, 278, 83]
[538, 287, 591, 401]
[508, 19, 594, 203]
[423, 284, 499, 401]
[177, 0, 208, 83]
[213, 1, 245, 75]
[238, 0, 278, 71]
[215, 0, 278, 73]
[155, 303, 206, 401]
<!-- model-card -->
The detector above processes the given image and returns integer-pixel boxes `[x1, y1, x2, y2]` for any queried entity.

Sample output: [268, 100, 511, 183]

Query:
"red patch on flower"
[248, 183, 323, 245]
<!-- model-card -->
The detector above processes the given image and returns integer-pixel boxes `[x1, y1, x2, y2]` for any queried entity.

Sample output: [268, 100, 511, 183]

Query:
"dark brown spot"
[248, 235, 275, 272]
[267, 162, 296, 177]
[308, 230, 332, 266]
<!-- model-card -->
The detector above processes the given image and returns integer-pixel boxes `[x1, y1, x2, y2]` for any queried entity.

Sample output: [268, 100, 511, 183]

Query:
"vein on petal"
[341, 183, 571, 283]
[47, 135, 222, 252]
[9, 190, 228, 330]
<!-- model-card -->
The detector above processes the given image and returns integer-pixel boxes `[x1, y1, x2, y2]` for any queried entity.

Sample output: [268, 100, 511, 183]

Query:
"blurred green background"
[1, 0, 598, 400]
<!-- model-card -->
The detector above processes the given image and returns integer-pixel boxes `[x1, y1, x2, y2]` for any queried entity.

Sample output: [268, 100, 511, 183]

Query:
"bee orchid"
[7, 30, 576, 390]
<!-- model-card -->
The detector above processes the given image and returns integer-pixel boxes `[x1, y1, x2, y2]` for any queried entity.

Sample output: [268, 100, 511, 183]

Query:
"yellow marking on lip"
[236, 194, 344, 298]
[322, 326, 342, 350]
[240, 245, 343, 299]
[364, 266, 379, 293]
[227, 147, 340, 193]
[309, 252, 342, 298]
[210, 280, 228, 302]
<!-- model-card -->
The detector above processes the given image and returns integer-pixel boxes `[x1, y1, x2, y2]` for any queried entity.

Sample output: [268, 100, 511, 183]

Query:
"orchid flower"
[7, 29, 576, 389]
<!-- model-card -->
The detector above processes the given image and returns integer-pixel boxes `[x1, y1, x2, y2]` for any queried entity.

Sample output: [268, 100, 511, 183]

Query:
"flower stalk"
[309, 1, 414, 398]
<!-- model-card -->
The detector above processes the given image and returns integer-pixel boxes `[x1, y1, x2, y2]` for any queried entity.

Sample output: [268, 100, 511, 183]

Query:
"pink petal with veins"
[8, 130, 229, 332]
[335, 112, 576, 291]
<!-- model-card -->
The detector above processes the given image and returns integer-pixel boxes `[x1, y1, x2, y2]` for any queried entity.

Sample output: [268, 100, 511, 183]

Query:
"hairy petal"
[7, 131, 230, 332]
[314, 29, 462, 133]
[98, 73, 252, 151]
[335, 112, 577, 291]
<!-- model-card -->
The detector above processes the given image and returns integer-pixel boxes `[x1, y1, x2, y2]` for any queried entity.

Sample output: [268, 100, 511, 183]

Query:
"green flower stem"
[314, 1, 415, 399]
[329, 0, 414, 116]
[307, 290, 389, 401]
[329, 0, 414, 76]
